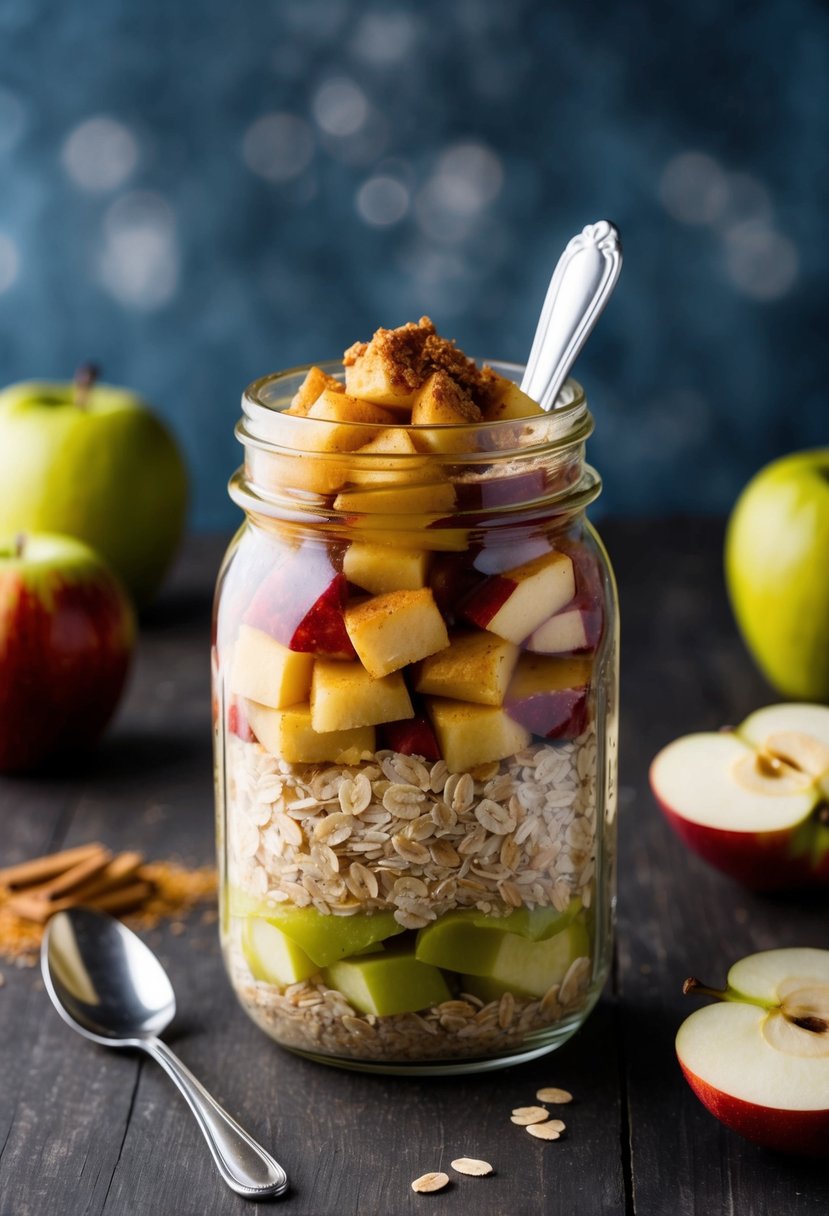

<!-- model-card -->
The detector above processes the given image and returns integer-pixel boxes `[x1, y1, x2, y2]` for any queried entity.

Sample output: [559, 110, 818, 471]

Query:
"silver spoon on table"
[520, 219, 623, 411]
[42, 906, 288, 1201]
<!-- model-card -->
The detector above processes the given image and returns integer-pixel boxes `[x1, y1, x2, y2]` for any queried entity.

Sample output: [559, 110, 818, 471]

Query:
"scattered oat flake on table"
[411, 1171, 450, 1193]
[536, 1086, 573, 1104]
[511, 1106, 549, 1125]
[527, 1122, 562, 1141]
[451, 1158, 493, 1177]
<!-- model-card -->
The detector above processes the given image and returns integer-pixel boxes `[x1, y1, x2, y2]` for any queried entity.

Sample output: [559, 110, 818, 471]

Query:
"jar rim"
[239, 360, 590, 454]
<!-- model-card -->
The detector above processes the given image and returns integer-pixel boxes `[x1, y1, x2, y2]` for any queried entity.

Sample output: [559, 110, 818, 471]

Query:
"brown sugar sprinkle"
[344, 316, 499, 411]
[0, 846, 217, 968]
[536, 1087, 573, 1104]
[411, 1171, 449, 1194]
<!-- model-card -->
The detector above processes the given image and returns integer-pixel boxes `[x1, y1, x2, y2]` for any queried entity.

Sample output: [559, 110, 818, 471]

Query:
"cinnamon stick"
[37, 847, 113, 902]
[0, 843, 107, 890]
[8, 877, 154, 924]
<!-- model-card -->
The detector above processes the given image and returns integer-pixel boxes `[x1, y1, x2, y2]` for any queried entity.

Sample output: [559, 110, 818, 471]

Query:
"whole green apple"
[725, 449, 829, 701]
[0, 369, 188, 608]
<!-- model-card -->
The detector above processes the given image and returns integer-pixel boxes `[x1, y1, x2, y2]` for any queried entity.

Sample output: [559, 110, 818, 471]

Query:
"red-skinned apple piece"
[676, 948, 829, 1157]
[504, 655, 592, 740]
[526, 540, 604, 655]
[228, 697, 256, 743]
[460, 551, 575, 643]
[243, 541, 355, 658]
[381, 715, 442, 761]
[0, 533, 135, 773]
[651, 703, 829, 890]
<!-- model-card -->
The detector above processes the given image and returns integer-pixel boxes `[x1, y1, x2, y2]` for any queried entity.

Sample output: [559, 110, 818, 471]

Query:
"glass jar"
[213, 361, 618, 1075]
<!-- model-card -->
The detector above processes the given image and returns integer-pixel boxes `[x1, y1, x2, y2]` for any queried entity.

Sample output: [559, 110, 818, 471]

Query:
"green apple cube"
[242, 917, 318, 987]
[323, 949, 451, 1016]
[469, 899, 581, 941]
[255, 906, 405, 968]
[417, 918, 590, 999]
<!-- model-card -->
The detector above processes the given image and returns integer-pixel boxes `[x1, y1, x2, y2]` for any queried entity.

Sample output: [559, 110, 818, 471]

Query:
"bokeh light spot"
[98, 191, 179, 310]
[312, 78, 369, 137]
[350, 13, 417, 63]
[724, 222, 799, 301]
[241, 113, 314, 182]
[659, 152, 728, 225]
[356, 175, 409, 226]
[61, 116, 139, 192]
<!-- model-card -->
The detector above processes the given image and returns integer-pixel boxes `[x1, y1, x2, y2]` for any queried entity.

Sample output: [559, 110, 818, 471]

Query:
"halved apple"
[650, 703, 829, 889]
[676, 947, 829, 1157]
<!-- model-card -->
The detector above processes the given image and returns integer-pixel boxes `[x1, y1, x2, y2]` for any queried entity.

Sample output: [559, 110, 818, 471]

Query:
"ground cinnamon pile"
[0, 843, 217, 968]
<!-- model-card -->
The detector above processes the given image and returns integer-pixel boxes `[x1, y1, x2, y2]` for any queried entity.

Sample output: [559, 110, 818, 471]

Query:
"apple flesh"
[249, 906, 405, 968]
[0, 533, 135, 773]
[676, 948, 829, 1157]
[242, 918, 319, 986]
[0, 375, 187, 607]
[651, 703, 829, 889]
[725, 448, 829, 701]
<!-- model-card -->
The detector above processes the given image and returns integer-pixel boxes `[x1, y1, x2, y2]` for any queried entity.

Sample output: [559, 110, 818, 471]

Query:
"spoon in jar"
[42, 906, 289, 1201]
[520, 220, 623, 412]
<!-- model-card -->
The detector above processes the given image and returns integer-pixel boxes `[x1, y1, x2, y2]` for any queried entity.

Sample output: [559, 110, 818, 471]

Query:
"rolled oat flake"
[411, 1171, 450, 1194]
[451, 1157, 493, 1177]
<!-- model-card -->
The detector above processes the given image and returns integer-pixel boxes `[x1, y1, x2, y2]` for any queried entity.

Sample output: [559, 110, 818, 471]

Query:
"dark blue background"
[0, 0, 826, 528]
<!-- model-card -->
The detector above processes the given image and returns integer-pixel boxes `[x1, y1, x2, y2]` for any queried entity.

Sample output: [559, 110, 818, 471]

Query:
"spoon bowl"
[43, 907, 288, 1200]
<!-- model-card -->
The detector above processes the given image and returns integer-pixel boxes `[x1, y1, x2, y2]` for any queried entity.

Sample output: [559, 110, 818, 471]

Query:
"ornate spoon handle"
[520, 220, 622, 412]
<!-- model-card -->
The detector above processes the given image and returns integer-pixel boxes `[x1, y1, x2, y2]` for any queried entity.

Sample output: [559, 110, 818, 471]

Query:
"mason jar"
[213, 361, 618, 1075]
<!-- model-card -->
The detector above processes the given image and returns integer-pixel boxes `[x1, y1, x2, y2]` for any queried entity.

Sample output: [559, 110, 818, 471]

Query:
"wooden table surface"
[2, 521, 828, 1216]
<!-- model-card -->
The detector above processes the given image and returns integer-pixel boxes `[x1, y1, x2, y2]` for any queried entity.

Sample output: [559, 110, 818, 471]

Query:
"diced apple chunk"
[242, 918, 318, 986]
[311, 660, 413, 732]
[345, 589, 449, 678]
[324, 949, 452, 1016]
[346, 427, 432, 487]
[410, 370, 482, 452]
[415, 631, 519, 706]
[303, 389, 396, 452]
[247, 700, 375, 763]
[344, 352, 419, 411]
[334, 480, 456, 516]
[425, 697, 530, 772]
[257, 906, 405, 967]
[343, 542, 429, 595]
[481, 377, 545, 422]
[526, 606, 593, 654]
[461, 551, 575, 643]
[505, 655, 592, 739]
[230, 624, 314, 709]
[244, 545, 355, 659]
[286, 366, 344, 417]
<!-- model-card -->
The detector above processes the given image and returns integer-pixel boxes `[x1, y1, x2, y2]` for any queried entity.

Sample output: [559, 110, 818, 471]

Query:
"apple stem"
[682, 976, 776, 1011]
[74, 363, 100, 410]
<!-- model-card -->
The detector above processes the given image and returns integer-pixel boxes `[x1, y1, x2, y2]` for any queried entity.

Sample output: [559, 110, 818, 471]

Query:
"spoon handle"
[143, 1037, 289, 1199]
[520, 220, 622, 411]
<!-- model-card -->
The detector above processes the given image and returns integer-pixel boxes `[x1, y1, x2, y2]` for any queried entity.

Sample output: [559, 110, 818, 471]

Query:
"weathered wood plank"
[607, 518, 829, 1216]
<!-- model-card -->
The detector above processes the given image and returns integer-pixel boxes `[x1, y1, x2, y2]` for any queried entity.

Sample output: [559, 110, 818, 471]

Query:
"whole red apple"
[0, 533, 135, 773]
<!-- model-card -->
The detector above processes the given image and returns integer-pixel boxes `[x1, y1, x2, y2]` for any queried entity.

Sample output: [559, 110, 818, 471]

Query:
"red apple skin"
[428, 551, 484, 624]
[381, 715, 441, 761]
[652, 783, 829, 891]
[243, 543, 355, 658]
[679, 1060, 829, 1157]
[228, 697, 256, 743]
[0, 536, 135, 774]
[460, 574, 514, 631]
[505, 687, 588, 740]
